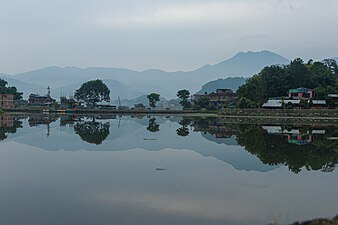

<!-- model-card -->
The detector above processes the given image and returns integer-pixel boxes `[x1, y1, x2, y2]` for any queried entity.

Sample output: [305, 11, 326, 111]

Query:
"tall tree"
[74, 80, 110, 107]
[284, 58, 309, 89]
[147, 93, 160, 109]
[177, 89, 191, 109]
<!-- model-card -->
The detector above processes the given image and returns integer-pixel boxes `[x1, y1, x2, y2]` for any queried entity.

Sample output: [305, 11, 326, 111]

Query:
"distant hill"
[53, 79, 144, 100]
[190, 50, 289, 78]
[3, 51, 290, 98]
[197, 77, 247, 94]
[112, 95, 167, 107]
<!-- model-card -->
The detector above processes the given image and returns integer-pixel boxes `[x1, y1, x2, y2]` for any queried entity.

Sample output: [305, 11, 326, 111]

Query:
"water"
[0, 113, 337, 225]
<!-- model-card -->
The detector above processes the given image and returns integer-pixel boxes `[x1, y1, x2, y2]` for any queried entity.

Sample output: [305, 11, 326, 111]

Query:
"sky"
[0, 0, 338, 74]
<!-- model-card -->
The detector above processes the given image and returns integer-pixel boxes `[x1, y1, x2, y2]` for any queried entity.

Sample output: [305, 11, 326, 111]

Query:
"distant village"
[1, 85, 338, 111]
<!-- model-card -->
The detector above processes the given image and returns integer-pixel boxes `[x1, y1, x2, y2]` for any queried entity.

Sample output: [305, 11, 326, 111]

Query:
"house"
[262, 99, 300, 109]
[29, 94, 56, 106]
[262, 99, 282, 108]
[193, 89, 237, 109]
[0, 94, 14, 109]
[60, 97, 81, 109]
[96, 104, 117, 110]
[328, 94, 338, 106]
[29, 86, 56, 106]
[288, 88, 315, 99]
[310, 100, 327, 109]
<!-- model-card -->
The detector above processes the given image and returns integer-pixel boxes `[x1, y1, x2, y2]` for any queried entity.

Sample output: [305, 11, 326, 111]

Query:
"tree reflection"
[189, 117, 338, 173]
[176, 118, 191, 137]
[74, 120, 110, 145]
[0, 116, 22, 141]
[147, 118, 160, 133]
[236, 124, 338, 173]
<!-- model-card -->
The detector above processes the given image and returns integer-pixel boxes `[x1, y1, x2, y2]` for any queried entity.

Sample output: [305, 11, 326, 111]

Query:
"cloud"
[91, 1, 262, 28]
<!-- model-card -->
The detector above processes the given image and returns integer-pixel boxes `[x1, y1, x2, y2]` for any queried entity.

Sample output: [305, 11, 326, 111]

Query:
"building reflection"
[0, 114, 22, 141]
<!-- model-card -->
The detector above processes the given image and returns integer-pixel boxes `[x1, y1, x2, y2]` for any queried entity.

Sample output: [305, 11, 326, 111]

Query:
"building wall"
[0, 94, 14, 109]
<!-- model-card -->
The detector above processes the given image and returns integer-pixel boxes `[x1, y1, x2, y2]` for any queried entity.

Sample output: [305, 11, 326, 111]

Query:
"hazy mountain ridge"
[2, 51, 291, 98]
[197, 77, 247, 94]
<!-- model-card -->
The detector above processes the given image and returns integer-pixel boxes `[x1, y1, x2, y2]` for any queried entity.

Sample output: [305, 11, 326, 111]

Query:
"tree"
[196, 96, 210, 109]
[74, 80, 110, 107]
[147, 93, 160, 109]
[308, 62, 336, 88]
[0, 78, 23, 100]
[177, 89, 191, 109]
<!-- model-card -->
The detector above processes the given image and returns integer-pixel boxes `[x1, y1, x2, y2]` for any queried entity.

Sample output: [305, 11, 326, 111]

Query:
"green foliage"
[0, 78, 23, 100]
[147, 93, 160, 108]
[237, 58, 338, 107]
[236, 74, 264, 107]
[238, 97, 255, 108]
[74, 80, 110, 107]
[177, 89, 191, 109]
[196, 96, 210, 109]
[74, 120, 110, 145]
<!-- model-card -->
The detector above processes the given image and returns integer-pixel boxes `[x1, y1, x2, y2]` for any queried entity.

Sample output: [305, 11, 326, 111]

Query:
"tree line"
[237, 58, 338, 108]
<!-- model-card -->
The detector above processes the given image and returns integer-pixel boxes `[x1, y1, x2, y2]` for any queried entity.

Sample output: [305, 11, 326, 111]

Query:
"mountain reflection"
[1, 113, 337, 173]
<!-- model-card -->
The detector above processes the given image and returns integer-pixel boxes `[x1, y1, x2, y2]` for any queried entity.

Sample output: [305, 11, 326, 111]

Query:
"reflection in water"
[1, 113, 338, 225]
[0, 114, 22, 141]
[236, 124, 338, 173]
[146, 117, 160, 133]
[176, 118, 191, 137]
[1, 113, 338, 173]
[74, 119, 110, 145]
[191, 117, 338, 173]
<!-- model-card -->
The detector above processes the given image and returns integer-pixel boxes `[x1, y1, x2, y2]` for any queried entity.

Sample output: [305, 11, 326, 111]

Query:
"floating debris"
[143, 138, 157, 141]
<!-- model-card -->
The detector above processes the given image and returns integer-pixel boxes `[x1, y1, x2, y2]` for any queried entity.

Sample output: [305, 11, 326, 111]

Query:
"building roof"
[289, 87, 313, 93]
[328, 94, 338, 98]
[311, 100, 326, 105]
[262, 100, 282, 108]
[284, 99, 301, 104]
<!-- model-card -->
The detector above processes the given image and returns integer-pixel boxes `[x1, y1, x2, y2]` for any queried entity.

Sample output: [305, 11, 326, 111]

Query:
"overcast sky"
[1, 0, 337, 74]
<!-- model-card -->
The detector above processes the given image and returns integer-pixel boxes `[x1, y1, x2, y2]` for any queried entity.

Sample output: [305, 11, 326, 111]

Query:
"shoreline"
[3, 107, 338, 119]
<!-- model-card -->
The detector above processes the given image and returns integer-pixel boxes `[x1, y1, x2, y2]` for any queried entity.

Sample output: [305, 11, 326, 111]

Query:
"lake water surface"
[0, 114, 337, 225]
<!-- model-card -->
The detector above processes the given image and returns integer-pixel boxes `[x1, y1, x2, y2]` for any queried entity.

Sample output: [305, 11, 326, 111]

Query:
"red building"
[288, 88, 315, 99]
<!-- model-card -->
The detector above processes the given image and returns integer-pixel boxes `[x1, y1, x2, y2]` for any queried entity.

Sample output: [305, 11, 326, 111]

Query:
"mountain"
[53, 79, 144, 100]
[197, 77, 247, 94]
[189, 50, 289, 77]
[8, 51, 290, 98]
[112, 94, 167, 107]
